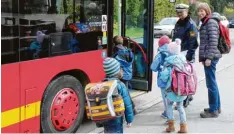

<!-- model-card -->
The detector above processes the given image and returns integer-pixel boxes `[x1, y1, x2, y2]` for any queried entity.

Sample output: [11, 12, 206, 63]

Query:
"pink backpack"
[171, 63, 197, 96]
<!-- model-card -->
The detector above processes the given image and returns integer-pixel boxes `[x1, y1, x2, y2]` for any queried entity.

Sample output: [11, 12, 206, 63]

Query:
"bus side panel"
[1, 117, 40, 133]
[1, 123, 20, 133]
[18, 50, 105, 132]
[1, 64, 20, 132]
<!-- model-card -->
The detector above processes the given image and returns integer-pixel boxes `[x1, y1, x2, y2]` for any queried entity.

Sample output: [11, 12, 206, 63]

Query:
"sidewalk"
[124, 65, 234, 133]
[86, 38, 234, 133]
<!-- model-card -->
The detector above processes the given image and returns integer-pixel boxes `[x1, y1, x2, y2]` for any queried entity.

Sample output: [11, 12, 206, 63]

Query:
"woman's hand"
[205, 59, 211, 67]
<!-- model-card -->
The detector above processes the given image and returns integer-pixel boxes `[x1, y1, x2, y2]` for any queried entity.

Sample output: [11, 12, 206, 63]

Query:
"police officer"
[173, 4, 198, 107]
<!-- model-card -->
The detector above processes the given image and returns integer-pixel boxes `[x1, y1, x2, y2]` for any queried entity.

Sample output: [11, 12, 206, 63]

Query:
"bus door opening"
[113, 0, 154, 96]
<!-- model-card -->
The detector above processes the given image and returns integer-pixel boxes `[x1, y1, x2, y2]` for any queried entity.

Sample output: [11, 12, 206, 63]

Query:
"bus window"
[125, 2, 148, 79]
[15, 0, 107, 62]
[1, 0, 20, 65]
[1, 0, 18, 13]
[76, 0, 108, 51]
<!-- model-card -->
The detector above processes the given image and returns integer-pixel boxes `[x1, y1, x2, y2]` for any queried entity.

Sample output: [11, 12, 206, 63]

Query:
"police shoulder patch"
[190, 31, 196, 37]
[189, 25, 197, 37]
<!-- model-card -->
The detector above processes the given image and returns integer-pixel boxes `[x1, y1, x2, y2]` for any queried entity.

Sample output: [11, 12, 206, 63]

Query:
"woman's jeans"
[204, 59, 221, 112]
[167, 99, 186, 123]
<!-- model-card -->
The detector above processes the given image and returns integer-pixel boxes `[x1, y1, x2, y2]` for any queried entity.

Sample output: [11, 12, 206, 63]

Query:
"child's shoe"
[178, 123, 188, 133]
[165, 120, 175, 133]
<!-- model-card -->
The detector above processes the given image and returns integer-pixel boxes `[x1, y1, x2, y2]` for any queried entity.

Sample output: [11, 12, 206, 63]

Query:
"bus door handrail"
[123, 37, 148, 63]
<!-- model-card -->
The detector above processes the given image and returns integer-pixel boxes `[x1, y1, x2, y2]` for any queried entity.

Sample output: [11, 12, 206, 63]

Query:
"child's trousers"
[167, 99, 186, 123]
[161, 88, 168, 114]
[103, 117, 123, 133]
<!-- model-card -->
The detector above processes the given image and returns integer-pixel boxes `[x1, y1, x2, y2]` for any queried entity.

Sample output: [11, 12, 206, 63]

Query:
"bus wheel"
[41, 75, 85, 133]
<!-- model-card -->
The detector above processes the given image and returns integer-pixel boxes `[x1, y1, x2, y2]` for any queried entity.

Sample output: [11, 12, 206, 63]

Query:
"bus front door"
[121, 0, 154, 92]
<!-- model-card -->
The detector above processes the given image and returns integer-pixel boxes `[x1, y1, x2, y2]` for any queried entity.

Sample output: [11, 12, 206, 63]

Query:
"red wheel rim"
[51, 88, 80, 131]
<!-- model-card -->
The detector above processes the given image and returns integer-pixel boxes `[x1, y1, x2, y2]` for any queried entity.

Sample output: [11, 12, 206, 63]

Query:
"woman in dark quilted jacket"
[197, 2, 222, 118]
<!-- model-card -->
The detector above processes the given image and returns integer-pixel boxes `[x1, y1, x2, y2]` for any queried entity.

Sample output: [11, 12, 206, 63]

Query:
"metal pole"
[118, 0, 122, 35]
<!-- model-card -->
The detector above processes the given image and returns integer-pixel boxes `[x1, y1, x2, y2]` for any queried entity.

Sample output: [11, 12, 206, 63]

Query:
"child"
[150, 35, 171, 119]
[113, 36, 136, 114]
[102, 57, 134, 133]
[152, 38, 188, 133]
[113, 35, 134, 86]
[165, 39, 188, 133]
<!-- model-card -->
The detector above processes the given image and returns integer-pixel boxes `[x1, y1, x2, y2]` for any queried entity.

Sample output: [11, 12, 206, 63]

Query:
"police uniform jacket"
[173, 16, 198, 61]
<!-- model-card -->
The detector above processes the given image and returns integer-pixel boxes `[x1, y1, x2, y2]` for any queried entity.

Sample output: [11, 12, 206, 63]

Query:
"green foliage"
[59, 0, 80, 23]
[114, 0, 118, 23]
[59, 0, 74, 14]
[210, 0, 233, 13]
[126, 0, 142, 26]
[224, 7, 234, 19]
[154, 0, 189, 23]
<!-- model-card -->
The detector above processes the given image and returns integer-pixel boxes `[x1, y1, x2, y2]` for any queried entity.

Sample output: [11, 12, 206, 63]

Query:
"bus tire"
[41, 75, 85, 133]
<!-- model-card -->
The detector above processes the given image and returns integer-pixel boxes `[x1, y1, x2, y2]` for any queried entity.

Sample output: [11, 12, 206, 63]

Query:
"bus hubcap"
[51, 88, 79, 131]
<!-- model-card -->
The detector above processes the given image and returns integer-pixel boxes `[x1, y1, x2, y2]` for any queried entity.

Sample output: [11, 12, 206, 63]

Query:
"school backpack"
[204, 17, 231, 54]
[171, 62, 197, 96]
[218, 22, 231, 54]
[85, 80, 125, 121]
[113, 48, 134, 62]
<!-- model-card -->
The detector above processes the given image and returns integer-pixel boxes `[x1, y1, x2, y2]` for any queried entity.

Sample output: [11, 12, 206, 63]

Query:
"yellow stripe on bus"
[1, 101, 41, 128]
[87, 107, 125, 117]
[85, 100, 123, 110]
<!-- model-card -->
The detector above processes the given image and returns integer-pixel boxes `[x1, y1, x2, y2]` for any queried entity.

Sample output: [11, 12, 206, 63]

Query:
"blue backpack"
[113, 48, 134, 62]
[113, 48, 134, 80]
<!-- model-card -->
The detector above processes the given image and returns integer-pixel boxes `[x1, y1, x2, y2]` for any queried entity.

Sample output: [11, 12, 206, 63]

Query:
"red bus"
[1, 0, 154, 133]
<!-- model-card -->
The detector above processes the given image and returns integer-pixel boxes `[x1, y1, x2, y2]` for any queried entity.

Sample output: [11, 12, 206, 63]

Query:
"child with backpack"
[101, 57, 134, 133]
[151, 37, 195, 133]
[113, 36, 134, 87]
[113, 36, 136, 114]
[150, 36, 171, 120]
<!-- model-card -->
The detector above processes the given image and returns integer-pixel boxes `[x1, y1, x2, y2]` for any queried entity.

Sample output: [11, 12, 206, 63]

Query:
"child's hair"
[113, 35, 123, 45]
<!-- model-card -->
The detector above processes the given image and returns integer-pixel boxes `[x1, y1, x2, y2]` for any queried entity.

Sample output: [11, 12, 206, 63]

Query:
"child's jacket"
[114, 45, 134, 80]
[151, 45, 186, 102]
[102, 78, 134, 131]
[150, 44, 170, 89]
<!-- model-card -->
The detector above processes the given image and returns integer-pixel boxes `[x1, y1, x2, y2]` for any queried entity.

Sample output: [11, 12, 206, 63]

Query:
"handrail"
[122, 37, 148, 63]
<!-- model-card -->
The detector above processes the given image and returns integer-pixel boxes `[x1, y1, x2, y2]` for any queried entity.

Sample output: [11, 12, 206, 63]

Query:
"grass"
[114, 27, 144, 38]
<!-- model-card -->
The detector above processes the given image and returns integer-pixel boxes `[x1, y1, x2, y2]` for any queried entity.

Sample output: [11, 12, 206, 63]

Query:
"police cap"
[175, 4, 189, 12]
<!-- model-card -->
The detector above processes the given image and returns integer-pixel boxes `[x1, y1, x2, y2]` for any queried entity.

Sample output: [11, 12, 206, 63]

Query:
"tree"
[210, 0, 233, 13]
[154, 0, 188, 23]
[126, 0, 141, 27]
